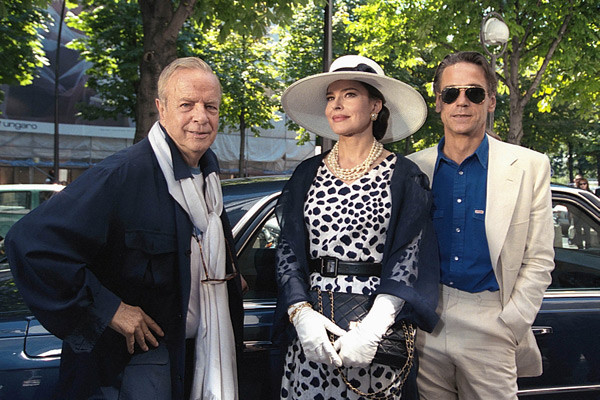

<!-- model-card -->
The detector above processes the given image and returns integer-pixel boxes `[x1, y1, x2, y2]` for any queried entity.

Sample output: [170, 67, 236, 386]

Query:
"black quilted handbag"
[308, 288, 415, 368]
[308, 288, 415, 399]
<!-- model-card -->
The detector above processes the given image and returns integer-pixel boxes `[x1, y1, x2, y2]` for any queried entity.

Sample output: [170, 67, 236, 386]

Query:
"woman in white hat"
[272, 55, 440, 399]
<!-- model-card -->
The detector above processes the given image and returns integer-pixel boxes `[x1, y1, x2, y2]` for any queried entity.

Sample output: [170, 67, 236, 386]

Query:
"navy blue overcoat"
[6, 136, 244, 399]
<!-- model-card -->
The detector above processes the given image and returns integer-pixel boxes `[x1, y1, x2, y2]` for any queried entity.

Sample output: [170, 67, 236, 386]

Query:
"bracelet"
[288, 302, 312, 324]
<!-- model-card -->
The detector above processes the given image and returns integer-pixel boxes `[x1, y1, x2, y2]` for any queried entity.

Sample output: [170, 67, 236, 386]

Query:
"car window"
[237, 211, 280, 299]
[0, 191, 31, 213]
[0, 191, 33, 238]
[550, 200, 600, 289]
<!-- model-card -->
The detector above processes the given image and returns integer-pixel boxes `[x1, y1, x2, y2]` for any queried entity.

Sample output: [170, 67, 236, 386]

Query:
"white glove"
[333, 294, 405, 367]
[289, 302, 346, 367]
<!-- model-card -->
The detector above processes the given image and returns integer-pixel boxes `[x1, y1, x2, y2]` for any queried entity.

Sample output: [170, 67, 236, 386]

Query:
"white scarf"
[148, 122, 237, 400]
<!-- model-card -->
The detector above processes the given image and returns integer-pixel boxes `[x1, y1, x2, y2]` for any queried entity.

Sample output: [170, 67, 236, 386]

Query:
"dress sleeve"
[275, 238, 310, 309]
[376, 161, 440, 333]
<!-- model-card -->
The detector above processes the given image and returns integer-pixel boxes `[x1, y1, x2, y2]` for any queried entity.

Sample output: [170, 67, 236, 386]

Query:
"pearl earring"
[370, 113, 378, 121]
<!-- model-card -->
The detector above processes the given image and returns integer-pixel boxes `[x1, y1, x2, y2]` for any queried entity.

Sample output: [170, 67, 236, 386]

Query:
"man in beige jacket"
[408, 51, 554, 400]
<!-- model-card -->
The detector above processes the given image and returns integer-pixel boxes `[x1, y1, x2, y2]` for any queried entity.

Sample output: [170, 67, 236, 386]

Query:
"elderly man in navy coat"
[6, 57, 244, 399]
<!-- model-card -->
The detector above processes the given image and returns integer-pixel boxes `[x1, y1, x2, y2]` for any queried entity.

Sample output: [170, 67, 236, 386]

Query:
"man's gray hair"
[157, 57, 221, 102]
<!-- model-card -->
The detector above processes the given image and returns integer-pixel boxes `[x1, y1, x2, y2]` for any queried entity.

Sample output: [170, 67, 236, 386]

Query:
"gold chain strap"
[316, 288, 415, 400]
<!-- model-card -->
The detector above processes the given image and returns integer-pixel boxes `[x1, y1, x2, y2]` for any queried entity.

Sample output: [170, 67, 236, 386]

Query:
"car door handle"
[532, 326, 553, 336]
[243, 340, 275, 352]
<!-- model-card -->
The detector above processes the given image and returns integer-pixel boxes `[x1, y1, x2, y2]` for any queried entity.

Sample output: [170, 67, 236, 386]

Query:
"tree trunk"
[238, 111, 246, 178]
[505, 37, 529, 146]
[134, 0, 197, 143]
[507, 92, 525, 145]
[503, 5, 574, 146]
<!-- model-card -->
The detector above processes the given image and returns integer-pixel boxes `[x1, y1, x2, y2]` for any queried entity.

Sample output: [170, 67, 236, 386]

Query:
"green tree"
[518, 101, 595, 181]
[67, 0, 142, 122]
[69, 0, 309, 143]
[273, 0, 367, 144]
[348, 0, 600, 147]
[190, 28, 283, 177]
[274, 1, 444, 154]
[0, 0, 49, 103]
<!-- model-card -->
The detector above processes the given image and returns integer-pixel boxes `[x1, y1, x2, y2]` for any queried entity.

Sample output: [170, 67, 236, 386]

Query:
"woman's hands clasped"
[290, 294, 404, 368]
[334, 294, 405, 367]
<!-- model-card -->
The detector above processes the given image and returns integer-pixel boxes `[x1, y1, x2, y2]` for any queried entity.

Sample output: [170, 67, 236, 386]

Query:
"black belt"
[308, 257, 382, 277]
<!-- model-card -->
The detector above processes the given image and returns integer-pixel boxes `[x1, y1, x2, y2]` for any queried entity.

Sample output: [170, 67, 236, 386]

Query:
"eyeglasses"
[193, 234, 238, 284]
[440, 86, 487, 104]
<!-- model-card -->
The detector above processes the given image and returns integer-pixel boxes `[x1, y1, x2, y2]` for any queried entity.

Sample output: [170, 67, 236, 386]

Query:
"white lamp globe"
[483, 17, 510, 46]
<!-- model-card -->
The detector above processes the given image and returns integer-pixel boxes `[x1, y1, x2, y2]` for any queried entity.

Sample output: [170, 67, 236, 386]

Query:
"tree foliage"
[66, 0, 142, 121]
[68, 0, 310, 142]
[189, 28, 283, 176]
[332, 0, 600, 181]
[0, 0, 49, 103]
[271, 0, 599, 180]
[273, 0, 370, 144]
[347, 0, 600, 149]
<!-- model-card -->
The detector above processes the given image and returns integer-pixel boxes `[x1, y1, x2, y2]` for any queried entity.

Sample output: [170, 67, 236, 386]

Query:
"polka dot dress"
[281, 154, 406, 399]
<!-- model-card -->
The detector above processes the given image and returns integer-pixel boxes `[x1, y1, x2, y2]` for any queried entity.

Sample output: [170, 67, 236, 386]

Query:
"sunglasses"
[193, 234, 238, 284]
[440, 86, 487, 104]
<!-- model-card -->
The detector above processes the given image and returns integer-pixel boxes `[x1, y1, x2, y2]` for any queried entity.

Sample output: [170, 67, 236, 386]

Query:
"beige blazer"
[408, 134, 555, 377]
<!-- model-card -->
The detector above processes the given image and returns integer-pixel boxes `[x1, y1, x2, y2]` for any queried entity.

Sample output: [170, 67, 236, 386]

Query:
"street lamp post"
[479, 12, 509, 133]
[53, 0, 66, 183]
[321, 0, 333, 153]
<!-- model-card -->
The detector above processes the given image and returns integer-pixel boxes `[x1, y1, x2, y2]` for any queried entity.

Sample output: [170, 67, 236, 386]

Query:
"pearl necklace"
[327, 139, 384, 181]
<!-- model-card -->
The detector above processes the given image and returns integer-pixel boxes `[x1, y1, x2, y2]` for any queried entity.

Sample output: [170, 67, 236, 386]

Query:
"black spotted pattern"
[304, 155, 394, 262]
[281, 154, 406, 399]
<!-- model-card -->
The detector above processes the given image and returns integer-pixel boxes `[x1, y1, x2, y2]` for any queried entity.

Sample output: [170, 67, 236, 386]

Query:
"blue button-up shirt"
[432, 136, 499, 292]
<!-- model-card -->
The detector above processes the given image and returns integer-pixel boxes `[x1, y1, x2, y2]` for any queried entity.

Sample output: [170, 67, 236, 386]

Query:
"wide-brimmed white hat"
[281, 55, 427, 144]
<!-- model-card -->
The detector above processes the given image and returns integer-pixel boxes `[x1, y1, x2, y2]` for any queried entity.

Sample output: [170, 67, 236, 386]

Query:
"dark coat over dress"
[5, 136, 244, 399]
[272, 152, 440, 346]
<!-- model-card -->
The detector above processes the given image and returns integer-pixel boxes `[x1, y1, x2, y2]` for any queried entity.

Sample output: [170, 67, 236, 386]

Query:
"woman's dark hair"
[358, 81, 389, 141]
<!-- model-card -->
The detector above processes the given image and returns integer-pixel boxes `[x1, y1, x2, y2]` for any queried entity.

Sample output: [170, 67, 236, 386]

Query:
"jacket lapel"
[485, 136, 523, 273]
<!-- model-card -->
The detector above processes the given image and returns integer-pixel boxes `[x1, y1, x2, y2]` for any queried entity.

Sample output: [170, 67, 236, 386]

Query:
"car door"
[518, 191, 600, 399]
[234, 192, 282, 400]
[234, 186, 600, 399]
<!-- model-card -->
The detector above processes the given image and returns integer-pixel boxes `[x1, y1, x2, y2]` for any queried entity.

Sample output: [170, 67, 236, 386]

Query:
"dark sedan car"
[1, 178, 599, 399]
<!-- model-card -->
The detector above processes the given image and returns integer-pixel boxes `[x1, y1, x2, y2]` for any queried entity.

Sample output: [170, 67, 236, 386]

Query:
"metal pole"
[321, 1, 333, 152]
[323, 0, 332, 72]
[480, 12, 509, 135]
[487, 53, 497, 132]
[53, 0, 66, 183]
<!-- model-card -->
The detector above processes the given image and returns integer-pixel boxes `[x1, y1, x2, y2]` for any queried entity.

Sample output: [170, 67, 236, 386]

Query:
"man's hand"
[109, 302, 164, 354]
